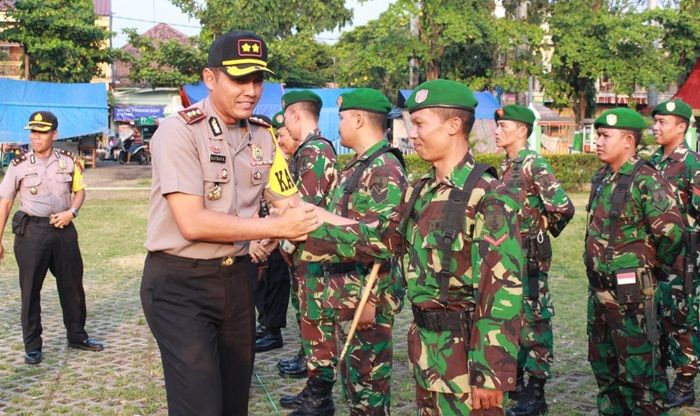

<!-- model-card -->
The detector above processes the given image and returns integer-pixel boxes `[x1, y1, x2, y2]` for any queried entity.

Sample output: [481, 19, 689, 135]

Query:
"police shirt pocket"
[250, 166, 270, 186]
[202, 167, 231, 210]
[21, 175, 42, 193]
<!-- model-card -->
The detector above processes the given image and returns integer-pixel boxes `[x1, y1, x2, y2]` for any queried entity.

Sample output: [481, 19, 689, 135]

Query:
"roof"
[674, 58, 700, 110]
[0, 0, 110, 15]
[121, 23, 190, 52]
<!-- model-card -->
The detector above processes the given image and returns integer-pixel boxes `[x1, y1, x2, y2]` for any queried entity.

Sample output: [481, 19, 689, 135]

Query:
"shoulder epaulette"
[11, 154, 27, 166]
[249, 116, 271, 128]
[178, 107, 207, 125]
[59, 149, 74, 158]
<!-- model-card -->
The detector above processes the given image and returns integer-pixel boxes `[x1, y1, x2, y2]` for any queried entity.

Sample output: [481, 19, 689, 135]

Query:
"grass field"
[0, 189, 697, 415]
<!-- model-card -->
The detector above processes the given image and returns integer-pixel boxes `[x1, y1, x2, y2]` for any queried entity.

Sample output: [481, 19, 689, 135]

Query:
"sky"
[111, 0, 394, 48]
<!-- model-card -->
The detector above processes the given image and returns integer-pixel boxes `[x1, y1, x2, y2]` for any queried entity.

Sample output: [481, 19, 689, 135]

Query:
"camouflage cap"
[337, 88, 392, 114]
[24, 111, 58, 132]
[207, 31, 274, 78]
[651, 99, 692, 122]
[406, 79, 478, 113]
[271, 111, 285, 129]
[281, 90, 322, 111]
[594, 108, 648, 131]
[494, 105, 536, 126]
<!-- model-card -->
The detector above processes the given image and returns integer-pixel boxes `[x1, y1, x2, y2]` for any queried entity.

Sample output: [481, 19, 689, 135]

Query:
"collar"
[616, 156, 641, 177]
[301, 128, 322, 145]
[344, 139, 389, 170]
[425, 151, 477, 189]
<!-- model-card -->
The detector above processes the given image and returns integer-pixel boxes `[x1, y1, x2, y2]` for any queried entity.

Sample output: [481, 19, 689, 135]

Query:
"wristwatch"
[70, 208, 79, 218]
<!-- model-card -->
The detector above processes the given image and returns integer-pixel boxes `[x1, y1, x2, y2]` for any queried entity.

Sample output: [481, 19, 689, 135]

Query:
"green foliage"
[268, 34, 335, 87]
[116, 29, 205, 88]
[338, 152, 602, 192]
[0, 0, 112, 82]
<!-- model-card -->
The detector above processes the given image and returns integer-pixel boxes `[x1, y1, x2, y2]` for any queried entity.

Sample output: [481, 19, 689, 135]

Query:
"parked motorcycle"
[118, 137, 150, 165]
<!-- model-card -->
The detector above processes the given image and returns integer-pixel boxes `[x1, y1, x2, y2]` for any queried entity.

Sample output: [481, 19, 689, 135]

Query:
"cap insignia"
[34, 113, 43, 121]
[275, 114, 284, 123]
[666, 102, 676, 112]
[606, 114, 617, 126]
[415, 89, 428, 104]
[238, 39, 263, 57]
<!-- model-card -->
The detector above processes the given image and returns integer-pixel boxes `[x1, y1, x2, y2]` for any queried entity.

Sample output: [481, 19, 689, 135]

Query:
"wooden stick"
[339, 263, 382, 362]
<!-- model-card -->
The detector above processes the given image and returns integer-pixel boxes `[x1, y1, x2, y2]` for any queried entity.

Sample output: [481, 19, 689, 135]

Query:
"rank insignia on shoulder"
[11, 154, 27, 166]
[178, 108, 206, 124]
[249, 116, 271, 128]
[58, 149, 74, 158]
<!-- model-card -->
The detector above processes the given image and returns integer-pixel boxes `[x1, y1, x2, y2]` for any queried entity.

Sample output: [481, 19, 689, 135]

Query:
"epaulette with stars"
[11, 154, 27, 166]
[249, 116, 271, 128]
[59, 149, 74, 158]
[58, 149, 83, 172]
[178, 107, 207, 124]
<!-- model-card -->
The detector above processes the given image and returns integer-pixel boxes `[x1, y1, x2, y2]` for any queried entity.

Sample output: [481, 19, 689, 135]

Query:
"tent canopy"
[397, 89, 500, 120]
[0, 78, 108, 143]
[181, 81, 285, 119]
[674, 58, 700, 111]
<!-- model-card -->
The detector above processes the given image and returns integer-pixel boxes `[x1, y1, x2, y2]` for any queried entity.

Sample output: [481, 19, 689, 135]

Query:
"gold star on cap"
[252, 44, 260, 53]
[241, 43, 251, 53]
[34, 113, 43, 121]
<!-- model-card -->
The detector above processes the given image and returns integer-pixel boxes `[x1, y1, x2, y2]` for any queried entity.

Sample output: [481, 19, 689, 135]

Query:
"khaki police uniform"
[141, 96, 289, 415]
[0, 149, 89, 353]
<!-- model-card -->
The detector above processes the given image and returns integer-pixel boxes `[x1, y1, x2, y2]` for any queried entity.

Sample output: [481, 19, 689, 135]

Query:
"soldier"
[140, 30, 318, 416]
[494, 105, 575, 416]
[585, 107, 686, 416]
[650, 99, 700, 408]
[283, 88, 407, 415]
[299, 79, 524, 415]
[0, 111, 104, 365]
[277, 90, 338, 383]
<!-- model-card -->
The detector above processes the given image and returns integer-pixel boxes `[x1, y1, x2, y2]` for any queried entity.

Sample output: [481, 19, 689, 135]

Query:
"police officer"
[283, 88, 407, 415]
[650, 99, 700, 408]
[300, 79, 524, 415]
[277, 90, 338, 380]
[585, 108, 685, 415]
[494, 105, 575, 416]
[140, 30, 318, 416]
[0, 111, 103, 365]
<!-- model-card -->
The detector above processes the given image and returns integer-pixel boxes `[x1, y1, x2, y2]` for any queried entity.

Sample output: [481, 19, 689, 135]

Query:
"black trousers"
[141, 251, 256, 416]
[254, 250, 291, 330]
[14, 218, 87, 352]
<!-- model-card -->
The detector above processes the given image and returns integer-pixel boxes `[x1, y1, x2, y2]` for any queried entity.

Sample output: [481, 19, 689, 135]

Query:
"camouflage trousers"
[290, 269, 301, 326]
[587, 288, 668, 416]
[658, 276, 699, 376]
[519, 269, 554, 380]
[415, 384, 503, 416]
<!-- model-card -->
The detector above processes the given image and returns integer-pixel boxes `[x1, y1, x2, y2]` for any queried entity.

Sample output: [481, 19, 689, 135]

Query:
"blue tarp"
[0, 78, 108, 143]
[182, 81, 285, 119]
[397, 89, 500, 120]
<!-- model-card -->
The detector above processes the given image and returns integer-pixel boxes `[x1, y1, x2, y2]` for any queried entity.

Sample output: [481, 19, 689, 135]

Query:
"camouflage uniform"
[650, 144, 700, 377]
[288, 129, 338, 378]
[585, 156, 686, 416]
[302, 152, 524, 415]
[311, 139, 406, 415]
[501, 148, 575, 380]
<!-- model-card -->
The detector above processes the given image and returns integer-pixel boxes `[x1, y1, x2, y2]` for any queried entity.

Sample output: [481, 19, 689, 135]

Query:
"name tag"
[210, 154, 226, 164]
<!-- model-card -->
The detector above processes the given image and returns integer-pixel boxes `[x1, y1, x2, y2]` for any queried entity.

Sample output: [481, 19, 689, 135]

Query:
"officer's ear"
[202, 67, 218, 91]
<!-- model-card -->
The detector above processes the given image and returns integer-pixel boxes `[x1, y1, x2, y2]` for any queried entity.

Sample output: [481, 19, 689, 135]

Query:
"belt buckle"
[221, 256, 234, 267]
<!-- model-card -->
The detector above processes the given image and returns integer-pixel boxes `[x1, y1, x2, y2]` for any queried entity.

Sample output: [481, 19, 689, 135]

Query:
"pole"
[339, 263, 382, 362]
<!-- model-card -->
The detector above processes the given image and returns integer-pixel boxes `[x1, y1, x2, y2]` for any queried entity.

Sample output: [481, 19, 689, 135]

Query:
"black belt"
[587, 270, 615, 290]
[411, 305, 472, 332]
[322, 262, 391, 276]
[28, 216, 51, 224]
[149, 251, 250, 268]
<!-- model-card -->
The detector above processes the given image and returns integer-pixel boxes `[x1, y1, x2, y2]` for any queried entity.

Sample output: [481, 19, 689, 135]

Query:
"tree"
[116, 28, 206, 88]
[0, 0, 111, 82]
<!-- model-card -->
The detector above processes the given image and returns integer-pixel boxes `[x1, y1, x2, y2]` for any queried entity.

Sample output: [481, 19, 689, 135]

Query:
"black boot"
[279, 347, 304, 369]
[279, 348, 308, 378]
[280, 384, 312, 409]
[506, 377, 548, 416]
[256, 324, 268, 340]
[289, 378, 335, 416]
[667, 374, 696, 408]
[508, 368, 526, 404]
[255, 328, 283, 352]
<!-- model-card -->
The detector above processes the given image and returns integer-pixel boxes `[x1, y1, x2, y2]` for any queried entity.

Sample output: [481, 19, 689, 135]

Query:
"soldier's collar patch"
[209, 117, 222, 136]
[666, 101, 676, 112]
[415, 89, 429, 104]
[178, 108, 206, 125]
[606, 114, 617, 126]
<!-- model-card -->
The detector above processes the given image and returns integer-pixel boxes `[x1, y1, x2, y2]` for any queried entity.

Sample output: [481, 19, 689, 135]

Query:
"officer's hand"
[249, 240, 268, 263]
[471, 387, 503, 410]
[49, 211, 73, 229]
[275, 200, 319, 239]
[357, 302, 376, 331]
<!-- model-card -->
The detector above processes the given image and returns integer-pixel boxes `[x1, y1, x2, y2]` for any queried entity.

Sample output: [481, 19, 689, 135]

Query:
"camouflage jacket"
[584, 156, 685, 277]
[649, 144, 700, 231]
[302, 152, 523, 393]
[320, 139, 407, 311]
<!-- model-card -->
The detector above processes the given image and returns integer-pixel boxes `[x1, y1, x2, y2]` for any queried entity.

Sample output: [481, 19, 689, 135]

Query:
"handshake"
[270, 199, 320, 241]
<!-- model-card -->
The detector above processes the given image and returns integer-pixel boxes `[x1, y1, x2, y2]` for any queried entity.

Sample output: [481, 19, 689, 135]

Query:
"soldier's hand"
[274, 200, 319, 239]
[357, 302, 376, 331]
[471, 387, 503, 410]
[249, 240, 268, 263]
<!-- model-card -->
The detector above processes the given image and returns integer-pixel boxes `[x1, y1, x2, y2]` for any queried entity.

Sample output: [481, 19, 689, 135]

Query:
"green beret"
[494, 105, 535, 126]
[651, 99, 692, 122]
[271, 111, 285, 129]
[406, 79, 478, 113]
[337, 88, 391, 114]
[594, 108, 648, 131]
[281, 90, 322, 111]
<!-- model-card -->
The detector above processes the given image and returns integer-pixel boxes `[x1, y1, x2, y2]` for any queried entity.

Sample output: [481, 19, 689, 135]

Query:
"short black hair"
[431, 108, 475, 137]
